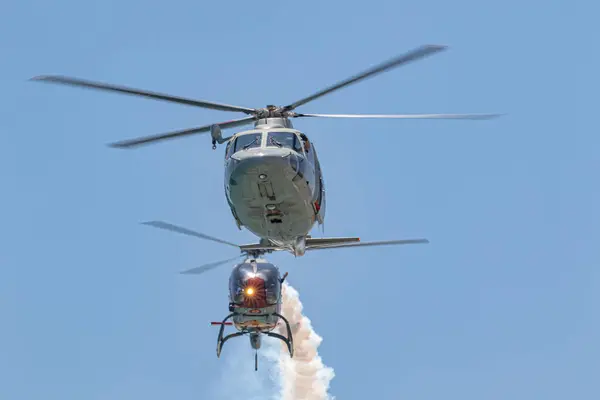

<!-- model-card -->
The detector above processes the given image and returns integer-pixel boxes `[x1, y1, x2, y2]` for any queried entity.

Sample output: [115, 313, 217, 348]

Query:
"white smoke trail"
[276, 282, 336, 400]
[210, 336, 281, 400]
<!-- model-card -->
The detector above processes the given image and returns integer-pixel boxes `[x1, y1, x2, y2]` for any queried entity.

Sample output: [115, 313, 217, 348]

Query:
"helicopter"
[31, 44, 501, 257]
[141, 219, 430, 371]
[215, 255, 293, 372]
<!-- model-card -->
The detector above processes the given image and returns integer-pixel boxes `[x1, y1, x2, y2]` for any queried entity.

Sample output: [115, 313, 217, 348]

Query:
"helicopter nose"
[230, 148, 300, 182]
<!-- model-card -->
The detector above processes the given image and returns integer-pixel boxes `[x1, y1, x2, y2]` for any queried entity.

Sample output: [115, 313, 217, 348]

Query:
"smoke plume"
[211, 333, 281, 400]
[275, 282, 335, 400]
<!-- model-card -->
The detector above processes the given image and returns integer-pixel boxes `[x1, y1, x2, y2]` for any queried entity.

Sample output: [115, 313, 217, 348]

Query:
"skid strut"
[213, 312, 295, 367]
[266, 312, 294, 357]
[215, 313, 240, 357]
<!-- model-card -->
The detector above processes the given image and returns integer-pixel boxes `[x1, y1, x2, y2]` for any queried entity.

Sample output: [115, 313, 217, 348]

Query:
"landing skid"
[213, 312, 294, 371]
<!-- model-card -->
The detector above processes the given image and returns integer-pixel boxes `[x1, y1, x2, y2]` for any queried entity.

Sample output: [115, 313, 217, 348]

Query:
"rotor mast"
[253, 105, 295, 130]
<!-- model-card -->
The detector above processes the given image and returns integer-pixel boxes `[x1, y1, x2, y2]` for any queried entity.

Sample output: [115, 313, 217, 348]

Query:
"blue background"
[2, 0, 598, 399]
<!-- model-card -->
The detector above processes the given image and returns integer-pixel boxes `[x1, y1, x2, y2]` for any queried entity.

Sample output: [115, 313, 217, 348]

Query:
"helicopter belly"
[233, 304, 280, 332]
[227, 156, 316, 241]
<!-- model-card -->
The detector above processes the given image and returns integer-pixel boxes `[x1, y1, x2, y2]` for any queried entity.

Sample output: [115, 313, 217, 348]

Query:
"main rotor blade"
[180, 255, 243, 275]
[307, 238, 429, 251]
[141, 221, 240, 248]
[107, 116, 256, 148]
[295, 113, 503, 120]
[30, 75, 256, 114]
[283, 44, 447, 111]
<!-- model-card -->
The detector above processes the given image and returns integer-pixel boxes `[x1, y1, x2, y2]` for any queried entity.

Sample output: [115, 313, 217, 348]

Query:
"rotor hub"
[255, 105, 288, 119]
[253, 104, 303, 120]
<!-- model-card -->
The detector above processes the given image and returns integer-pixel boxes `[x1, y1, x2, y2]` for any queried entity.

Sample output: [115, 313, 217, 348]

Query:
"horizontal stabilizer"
[239, 243, 284, 252]
[237, 237, 363, 252]
[140, 219, 429, 271]
[239, 236, 428, 252]
[307, 238, 429, 250]
[306, 237, 360, 246]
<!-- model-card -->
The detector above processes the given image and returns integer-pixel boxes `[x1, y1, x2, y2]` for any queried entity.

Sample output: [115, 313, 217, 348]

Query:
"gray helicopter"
[140, 219, 431, 370]
[32, 44, 501, 256]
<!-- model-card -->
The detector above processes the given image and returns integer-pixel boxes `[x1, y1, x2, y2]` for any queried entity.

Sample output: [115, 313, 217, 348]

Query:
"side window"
[233, 133, 262, 153]
[299, 134, 308, 150]
[301, 134, 314, 164]
[225, 139, 234, 159]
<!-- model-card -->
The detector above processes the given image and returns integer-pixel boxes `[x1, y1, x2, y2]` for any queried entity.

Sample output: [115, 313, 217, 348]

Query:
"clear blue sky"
[2, 0, 598, 399]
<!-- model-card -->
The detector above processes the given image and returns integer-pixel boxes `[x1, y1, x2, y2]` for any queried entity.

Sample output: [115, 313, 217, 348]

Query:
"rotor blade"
[107, 116, 256, 148]
[180, 255, 244, 275]
[307, 238, 429, 251]
[30, 75, 256, 114]
[294, 113, 503, 120]
[141, 221, 240, 248]
[283, 44, 447, 111]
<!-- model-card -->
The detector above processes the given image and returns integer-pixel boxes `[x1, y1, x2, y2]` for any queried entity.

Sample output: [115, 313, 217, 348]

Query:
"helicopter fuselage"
[213, 257, 294, 370]
[223, 118, 325, 255]
[228, 258, 282, 332]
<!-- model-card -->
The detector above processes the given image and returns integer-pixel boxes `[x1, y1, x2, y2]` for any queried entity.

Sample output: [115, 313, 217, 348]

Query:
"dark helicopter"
[214, 256, 293, 372]
[142, 220, 429, 370]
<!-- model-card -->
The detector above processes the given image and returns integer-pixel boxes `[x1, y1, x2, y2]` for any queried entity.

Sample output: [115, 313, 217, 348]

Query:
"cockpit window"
[229, 262, 281, 306]
[233, 133, 262, 153]
[266, 132, 302, 153]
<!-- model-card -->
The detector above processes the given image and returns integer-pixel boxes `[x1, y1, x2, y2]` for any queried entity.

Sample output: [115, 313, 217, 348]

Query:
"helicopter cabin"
[227, 260, 283, 331]
[223, 127, 326, 230]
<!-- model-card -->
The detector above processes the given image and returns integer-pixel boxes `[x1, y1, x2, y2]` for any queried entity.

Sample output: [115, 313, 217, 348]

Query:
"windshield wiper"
[269, 137, 283, 147]
[243, 137, 259, 149]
